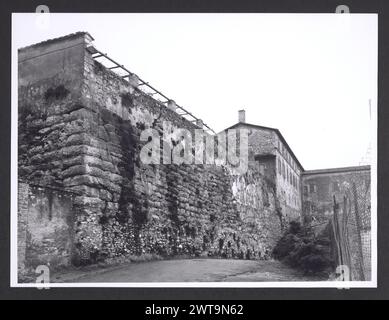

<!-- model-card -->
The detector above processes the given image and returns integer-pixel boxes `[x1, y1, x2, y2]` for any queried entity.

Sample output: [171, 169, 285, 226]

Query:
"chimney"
[238, 109, 246, 123]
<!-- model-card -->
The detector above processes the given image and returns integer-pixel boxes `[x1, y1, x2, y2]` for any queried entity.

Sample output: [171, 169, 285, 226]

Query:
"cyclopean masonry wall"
[18, 32, 284, 271]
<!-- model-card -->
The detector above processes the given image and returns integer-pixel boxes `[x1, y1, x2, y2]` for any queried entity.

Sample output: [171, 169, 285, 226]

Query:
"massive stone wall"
[18, 33, 283, 270]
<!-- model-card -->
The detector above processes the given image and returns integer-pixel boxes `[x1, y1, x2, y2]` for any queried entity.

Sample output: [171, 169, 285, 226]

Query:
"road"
[53, 259, 325, 283]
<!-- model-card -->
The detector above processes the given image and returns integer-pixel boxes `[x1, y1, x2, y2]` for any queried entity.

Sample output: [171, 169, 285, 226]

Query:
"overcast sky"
[13, 13, 377, 170]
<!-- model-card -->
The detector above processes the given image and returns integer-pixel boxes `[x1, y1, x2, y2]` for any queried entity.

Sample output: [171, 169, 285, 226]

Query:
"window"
[278, 159, 281, 175]
[303, 185, 308, 196]
[309, 184, 317, 193]
[332, 181, 340, 192]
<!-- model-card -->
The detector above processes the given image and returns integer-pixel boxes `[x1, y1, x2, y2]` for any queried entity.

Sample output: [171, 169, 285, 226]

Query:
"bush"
[273, 221, 334, 275]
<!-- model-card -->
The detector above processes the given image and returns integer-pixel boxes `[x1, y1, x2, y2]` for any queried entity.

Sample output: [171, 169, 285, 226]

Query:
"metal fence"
[330, 179, 371, 281]
[87, 45, 216, 135]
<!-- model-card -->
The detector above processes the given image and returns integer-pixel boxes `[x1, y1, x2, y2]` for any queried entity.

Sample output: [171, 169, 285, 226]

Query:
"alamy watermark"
[139, 122, 249, 174]
[35, 265, 50, 289]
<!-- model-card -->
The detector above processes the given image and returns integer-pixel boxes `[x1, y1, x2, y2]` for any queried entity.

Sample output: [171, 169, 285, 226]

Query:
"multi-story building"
[223, 110, 304, 222]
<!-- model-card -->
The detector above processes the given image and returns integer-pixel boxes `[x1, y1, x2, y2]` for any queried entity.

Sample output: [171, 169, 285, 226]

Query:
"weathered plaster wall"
[18, 182, 74, 273]
[18, 32, 87, 103]
[18, 33, 283, 269]
[229, 124, 302, 223]
[275, 137, 302, 222]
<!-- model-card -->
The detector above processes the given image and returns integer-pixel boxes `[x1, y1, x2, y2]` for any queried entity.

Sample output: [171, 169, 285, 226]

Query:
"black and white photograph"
[11, 10, 377, 289]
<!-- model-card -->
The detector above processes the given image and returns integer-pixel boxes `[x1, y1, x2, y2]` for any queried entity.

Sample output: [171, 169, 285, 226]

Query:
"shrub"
[273, 221, 334, 275]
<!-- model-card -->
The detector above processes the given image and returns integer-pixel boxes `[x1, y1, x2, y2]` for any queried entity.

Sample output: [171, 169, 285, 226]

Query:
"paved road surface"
[53, 259, 325, 283]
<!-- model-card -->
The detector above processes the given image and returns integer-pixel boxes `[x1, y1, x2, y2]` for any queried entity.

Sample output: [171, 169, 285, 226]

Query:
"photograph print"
[12, 12, 377, 287]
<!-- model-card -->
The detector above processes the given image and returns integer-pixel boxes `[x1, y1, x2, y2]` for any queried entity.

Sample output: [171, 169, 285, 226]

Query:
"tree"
[273, 221, 334, 275]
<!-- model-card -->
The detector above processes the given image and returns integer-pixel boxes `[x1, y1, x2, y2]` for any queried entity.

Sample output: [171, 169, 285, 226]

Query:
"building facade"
[301, 166, 371, 224]
[223, 111, 304, 223]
